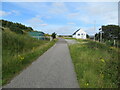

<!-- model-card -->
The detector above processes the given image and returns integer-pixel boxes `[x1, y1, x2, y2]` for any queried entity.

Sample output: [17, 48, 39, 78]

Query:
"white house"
[72, 28, 87, 39]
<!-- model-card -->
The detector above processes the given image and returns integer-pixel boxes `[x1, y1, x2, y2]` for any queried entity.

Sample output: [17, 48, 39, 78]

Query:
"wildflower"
[85, 83, 89, 86]
[86, 83, 89, 86]
[101, 59, 105, 63]
[110, 47, 114, 49]
[100, 74, 104, 78]
[32, 47, 35, 51]
[20, 56, 24, 60]
[18, 55, 24, 61]
[18, 55, 21, 57]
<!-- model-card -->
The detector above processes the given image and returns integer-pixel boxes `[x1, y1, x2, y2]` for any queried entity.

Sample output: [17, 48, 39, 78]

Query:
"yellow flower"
[20, 56, 24, 60]
[110, 47, 114, 49]
[18, 55, 24, 61]
[100, 74, 104, 78]
[32, 47, 35, 51]
[101, 59, 105, 63]
[86, 83, 89, 86]
[18, 55, 21, 57]
[85, 83, 89, 86]
[101, 74, 104, 78]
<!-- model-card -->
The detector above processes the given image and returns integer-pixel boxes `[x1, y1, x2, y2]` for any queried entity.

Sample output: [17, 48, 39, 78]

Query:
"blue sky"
[0, 2, 118, 35]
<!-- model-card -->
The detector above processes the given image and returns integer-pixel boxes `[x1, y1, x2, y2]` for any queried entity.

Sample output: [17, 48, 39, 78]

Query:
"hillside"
[1, 20, 57, 85]
[1, 20, 33, 34]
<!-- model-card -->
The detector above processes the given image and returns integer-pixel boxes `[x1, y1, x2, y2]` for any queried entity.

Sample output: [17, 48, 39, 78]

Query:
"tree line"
[95, 25, 120, 47]
[1, 19, 33, 34]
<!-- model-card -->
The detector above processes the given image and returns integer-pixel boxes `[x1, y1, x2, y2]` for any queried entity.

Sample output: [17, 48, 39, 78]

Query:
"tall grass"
[2, 28, 57, 85]
[69, 39, 119, 88]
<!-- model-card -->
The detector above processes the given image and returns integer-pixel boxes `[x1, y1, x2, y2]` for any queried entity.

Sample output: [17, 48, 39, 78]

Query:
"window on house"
[78, 34, 80, 36]
[81, 33, 83, 35]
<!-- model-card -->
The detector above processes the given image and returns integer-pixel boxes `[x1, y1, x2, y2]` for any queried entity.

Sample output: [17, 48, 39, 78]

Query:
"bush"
[51, 32, 56, 39]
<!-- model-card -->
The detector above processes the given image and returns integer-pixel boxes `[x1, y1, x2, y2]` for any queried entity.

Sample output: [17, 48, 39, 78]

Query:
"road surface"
[4, 38, 79, 88]
[65, 39, 79, 45]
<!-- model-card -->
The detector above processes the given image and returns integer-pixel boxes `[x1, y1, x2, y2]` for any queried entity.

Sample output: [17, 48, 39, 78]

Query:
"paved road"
[65, 39, 79, 45]
[4, 38, 79, 88]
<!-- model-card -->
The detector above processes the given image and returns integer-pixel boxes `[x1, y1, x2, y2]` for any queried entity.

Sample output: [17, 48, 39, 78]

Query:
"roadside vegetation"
[95, 25, 120, 48]
[1, 20, 57, 85]
[2, 28, 57, 85]
[1, 19, 33, 34]
[69, 39, 119, 88]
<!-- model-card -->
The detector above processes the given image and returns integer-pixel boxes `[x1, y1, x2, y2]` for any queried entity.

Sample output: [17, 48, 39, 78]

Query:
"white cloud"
[11, 2, 68, 18]
[53, 25, 75, 35]
[75, 2, 118, 25]
[78, 16, 91, 24]
[67, 13, 80, 18]
[67, 22, 76, 25]
[27, 15, 44, 28]
[65, 2, 118, 25]
[0, 10, 20, 17]
[0, 10, 10, 17]
[48, 2, 68, 15]
[100, 11, 118, 25]
[11, 10, 20, 15]
[40, 24, 48, 26]
[67, 12, 92, 24]
[38, 24, 76, 35]
[28, 16, 43, 23]
[85, 27, 99, 35]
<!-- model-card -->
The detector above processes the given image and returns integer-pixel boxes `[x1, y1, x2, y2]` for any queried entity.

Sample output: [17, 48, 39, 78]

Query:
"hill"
[1, 20, 33, 34]
[1, 20, 57, 85]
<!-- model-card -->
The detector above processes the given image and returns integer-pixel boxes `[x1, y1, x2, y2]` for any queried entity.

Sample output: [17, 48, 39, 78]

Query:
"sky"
[0, 1, 118, 35]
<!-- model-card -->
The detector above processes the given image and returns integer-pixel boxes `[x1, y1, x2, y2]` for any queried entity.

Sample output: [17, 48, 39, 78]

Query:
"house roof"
[73, 28, 86, 35]
[28, 31, 44, 36]
[73, 28, 80, 35]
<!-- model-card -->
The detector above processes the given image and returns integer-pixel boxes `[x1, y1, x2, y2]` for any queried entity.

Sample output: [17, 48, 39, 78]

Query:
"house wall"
[72, 35, 76, 38]
[73, 30, 86, 39]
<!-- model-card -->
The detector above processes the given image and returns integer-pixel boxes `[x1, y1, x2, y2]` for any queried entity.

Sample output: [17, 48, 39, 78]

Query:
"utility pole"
[100, 32, 102, 42]
[114, 39, 116, 46]
[94, 20, 96, 41]
[100, 26, 103, 43]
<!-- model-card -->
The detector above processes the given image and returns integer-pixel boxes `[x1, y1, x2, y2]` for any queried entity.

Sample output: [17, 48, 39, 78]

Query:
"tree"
[9, 24, 23, 34]
[1, 19, 34, 34]
[101, 25, 120, 41]
[86, 34, 90, 38]
[95, 25, 120, 47]
[95, 33, 100, 41]
[51, 32, 56, 39]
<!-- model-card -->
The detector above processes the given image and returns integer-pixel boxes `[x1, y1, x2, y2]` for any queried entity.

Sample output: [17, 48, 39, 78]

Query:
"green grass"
[2, 28, 57, 85]
[69, 39, 119, 88]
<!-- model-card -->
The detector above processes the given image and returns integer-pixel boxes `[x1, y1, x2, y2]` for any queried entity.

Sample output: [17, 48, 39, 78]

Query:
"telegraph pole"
[100, 26, 103, 43]
[94, 20, 96, 41]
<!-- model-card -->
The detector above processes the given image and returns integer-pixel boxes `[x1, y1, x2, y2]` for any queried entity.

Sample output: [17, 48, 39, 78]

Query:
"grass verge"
[2, 28, 57, 85]
[69, 39, 119, 88]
